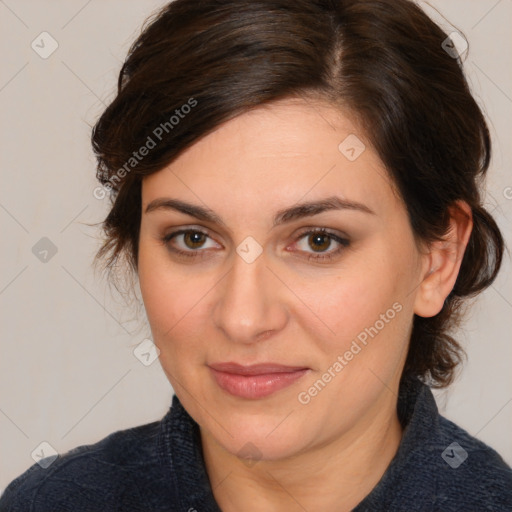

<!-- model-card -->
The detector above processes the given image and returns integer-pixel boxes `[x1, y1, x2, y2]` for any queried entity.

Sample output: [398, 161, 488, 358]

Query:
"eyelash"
[160, 228, 350, 263]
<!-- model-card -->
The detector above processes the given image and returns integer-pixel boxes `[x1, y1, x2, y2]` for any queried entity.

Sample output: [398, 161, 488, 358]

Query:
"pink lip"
[208, 362, 310, 399]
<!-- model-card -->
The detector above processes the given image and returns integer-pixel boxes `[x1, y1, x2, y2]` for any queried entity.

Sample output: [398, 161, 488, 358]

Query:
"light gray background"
[1, 0, 511, 492]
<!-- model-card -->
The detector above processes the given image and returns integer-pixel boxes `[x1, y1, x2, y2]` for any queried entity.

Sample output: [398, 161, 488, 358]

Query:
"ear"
[413, 200, 473, 318]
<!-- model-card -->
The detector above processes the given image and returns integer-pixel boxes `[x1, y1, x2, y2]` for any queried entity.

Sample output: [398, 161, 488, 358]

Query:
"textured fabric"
[1, 378, 511, 511]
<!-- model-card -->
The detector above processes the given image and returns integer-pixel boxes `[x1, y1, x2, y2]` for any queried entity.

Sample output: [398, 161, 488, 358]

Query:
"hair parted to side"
[91, 0, 504, 388]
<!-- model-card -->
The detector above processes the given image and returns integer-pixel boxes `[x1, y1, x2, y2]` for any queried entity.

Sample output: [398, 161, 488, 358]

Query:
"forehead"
[142, 97, 398, 220]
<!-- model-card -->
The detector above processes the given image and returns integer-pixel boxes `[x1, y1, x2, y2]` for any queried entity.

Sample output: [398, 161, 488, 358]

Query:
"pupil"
[187, 232, 204, 247]
[311, 234, 329, 252]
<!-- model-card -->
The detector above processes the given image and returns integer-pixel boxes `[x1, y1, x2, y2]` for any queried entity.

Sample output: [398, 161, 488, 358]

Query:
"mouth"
[208, 362, 310, 399]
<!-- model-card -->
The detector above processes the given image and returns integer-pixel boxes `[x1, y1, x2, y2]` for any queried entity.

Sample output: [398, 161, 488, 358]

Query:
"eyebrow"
[144, 195, 375, 228]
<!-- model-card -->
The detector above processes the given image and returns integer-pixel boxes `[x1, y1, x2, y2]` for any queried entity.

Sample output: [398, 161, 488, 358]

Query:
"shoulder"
[0, 418, 175, 512]
[422, 413, 512, 510]
[361, 381, 512, 512]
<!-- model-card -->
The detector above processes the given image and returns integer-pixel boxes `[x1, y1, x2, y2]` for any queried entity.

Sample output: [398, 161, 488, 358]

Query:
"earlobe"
[413, 201, 473, 318]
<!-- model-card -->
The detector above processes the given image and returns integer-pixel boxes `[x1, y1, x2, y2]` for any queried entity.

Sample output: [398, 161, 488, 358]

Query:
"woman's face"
[138, 97, 427, 461]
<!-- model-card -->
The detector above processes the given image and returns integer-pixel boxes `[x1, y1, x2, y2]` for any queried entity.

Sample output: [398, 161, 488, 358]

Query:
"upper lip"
[208, 362, 309, 375]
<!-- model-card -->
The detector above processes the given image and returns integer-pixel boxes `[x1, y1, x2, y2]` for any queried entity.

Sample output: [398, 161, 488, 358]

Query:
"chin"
[223, 427, 307, 463]
[202, 403, 314, 461]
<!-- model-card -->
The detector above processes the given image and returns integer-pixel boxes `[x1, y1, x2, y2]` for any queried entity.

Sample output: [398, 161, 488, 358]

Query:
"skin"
[137, 96, 473, 512]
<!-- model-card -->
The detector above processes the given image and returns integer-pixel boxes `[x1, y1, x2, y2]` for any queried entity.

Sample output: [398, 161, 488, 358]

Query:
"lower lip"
[209, 368, 309, 399]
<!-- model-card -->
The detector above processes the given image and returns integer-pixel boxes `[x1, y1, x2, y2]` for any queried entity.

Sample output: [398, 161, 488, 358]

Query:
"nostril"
[257, 330, 274, 341]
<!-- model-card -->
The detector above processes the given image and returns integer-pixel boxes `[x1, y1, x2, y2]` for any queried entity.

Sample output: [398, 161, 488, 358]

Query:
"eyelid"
[161, 225, 351, 266]
[162, 225, 348, 248]
[288, 227, 350, 256]
[293, 226, 350, 241]
[162, 226, 221, 248]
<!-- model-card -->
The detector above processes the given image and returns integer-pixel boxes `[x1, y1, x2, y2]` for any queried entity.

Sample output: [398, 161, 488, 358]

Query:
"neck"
[200, 389, 403, 512]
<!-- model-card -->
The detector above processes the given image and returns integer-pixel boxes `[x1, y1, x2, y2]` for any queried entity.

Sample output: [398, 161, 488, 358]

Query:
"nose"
[212, 247, 289, 345]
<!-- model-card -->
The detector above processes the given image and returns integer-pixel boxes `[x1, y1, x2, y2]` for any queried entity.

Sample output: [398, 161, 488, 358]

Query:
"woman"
[1, 0, 511, 510]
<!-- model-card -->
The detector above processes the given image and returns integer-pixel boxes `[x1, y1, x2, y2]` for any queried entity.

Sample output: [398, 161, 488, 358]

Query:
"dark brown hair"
[91, 0, 504, 388]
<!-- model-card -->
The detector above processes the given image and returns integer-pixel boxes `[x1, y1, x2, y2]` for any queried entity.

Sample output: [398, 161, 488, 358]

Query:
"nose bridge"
[213, 246, 287, 343]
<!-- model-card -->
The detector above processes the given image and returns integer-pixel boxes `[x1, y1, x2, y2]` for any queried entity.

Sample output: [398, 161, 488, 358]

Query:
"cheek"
[297, 240, 415, 377]
[138, 243, 217, 366]
[297, 263, 400, 350]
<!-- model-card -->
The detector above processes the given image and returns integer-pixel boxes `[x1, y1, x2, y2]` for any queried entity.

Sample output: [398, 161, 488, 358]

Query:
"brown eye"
[307, 232, 332, 252]
[183, 231, 208, 249]
[293, 228, 350, 263]
[161, 229, 219, 260]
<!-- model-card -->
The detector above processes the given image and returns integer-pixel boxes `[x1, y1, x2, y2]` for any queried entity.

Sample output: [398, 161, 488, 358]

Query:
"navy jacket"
[1, 377, 511, 511]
